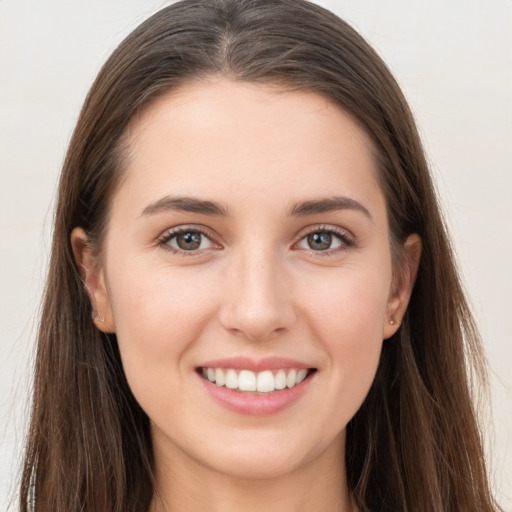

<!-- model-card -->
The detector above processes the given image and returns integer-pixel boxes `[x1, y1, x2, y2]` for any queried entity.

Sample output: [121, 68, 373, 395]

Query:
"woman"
[19, 0, 502, 511]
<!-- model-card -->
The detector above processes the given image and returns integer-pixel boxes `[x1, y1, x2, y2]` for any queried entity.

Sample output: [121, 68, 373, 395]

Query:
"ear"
[71, 227, 116, 333]
[382, 233, 422, 339]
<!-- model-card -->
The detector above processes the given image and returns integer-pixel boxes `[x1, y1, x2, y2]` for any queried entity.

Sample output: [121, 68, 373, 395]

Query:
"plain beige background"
[1, 0, 511, 509]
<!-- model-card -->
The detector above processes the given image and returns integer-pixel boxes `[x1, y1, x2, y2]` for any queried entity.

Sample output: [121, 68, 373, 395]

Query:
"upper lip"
[199, 356, 314, 372]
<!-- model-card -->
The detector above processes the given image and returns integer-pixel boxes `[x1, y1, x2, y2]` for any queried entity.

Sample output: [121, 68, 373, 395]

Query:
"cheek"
[106, 261, 219, 391]
[301, 269, 389, 412]
[303, 265, 390, 342]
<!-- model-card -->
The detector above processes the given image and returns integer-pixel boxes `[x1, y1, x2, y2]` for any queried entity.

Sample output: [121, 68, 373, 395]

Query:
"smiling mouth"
[198, 367, 317, 393]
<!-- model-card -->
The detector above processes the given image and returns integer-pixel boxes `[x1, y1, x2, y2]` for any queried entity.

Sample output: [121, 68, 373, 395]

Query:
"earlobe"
[70, 227, 116, 333]
[382, 233, 422, 339]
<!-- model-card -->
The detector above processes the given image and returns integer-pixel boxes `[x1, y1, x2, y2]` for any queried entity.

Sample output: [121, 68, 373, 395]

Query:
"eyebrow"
[140, 194, 372, 220]
[289, 196, 372, 220]
[141, 196, 230, 217]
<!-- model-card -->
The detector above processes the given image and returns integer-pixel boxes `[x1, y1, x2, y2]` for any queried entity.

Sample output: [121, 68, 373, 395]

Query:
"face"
[74, 79, 416, 482]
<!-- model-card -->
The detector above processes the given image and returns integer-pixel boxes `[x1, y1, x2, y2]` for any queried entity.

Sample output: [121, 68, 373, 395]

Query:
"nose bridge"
[220, 241, 295, 340]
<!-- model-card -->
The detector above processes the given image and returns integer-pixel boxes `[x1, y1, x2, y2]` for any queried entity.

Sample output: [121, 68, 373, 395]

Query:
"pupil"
[177, 232, 201, 250]
[308, 232, 331, 250]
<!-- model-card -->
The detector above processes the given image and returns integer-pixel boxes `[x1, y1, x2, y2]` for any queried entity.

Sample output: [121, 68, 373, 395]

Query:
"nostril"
[226, 326, 285, 343]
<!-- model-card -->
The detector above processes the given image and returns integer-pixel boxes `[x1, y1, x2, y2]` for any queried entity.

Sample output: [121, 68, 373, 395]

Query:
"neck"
[150, 430, 356, 512]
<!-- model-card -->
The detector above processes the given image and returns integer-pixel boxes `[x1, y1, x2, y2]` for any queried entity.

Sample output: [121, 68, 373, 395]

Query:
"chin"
[196, 426, 345, 481]
[208, 447, 312, 480]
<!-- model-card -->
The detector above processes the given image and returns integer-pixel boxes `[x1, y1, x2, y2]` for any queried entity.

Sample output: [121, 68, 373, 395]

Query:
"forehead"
[114, 78, 385, 222]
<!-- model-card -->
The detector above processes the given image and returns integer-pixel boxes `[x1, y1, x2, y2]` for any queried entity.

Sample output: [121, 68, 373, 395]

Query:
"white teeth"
[286, 369, 297, 388]
[225, 369, 238, 389]
[238, 370, 257, 391]
[274, 369, 287, 390]
[215, 368, 225, 386]
[296, 369, 308, 384]
[201, 367, 311, 393]
[256, 370, 275, 392]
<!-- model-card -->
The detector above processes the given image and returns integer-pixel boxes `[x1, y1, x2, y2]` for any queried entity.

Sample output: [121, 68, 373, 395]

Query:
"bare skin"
[151, 428, 353, 512]
[72, 78, 419, 512]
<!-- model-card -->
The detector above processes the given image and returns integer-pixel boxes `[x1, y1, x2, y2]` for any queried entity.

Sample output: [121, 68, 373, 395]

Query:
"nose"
[219, 249, 296, 341]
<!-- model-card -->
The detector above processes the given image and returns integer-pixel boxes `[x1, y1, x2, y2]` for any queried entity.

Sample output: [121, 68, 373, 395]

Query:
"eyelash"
[157, 225, 356, 257]
[294, 225, 356, 257]
[157, 226, 219, 256]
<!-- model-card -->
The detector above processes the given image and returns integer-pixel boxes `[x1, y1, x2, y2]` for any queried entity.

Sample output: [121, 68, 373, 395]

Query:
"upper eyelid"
[159, 224, 218, 241]
[294, 223, 354, 240]
[159, 224, 352, 237]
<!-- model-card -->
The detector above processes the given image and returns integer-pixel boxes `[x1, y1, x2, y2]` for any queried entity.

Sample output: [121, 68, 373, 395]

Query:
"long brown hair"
[20, 1, 501, 510]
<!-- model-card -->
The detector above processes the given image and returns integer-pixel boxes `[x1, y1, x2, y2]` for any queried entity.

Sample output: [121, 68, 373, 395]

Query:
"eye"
[159, 227, 219, 254]
[303, 232, 340, 251]
[295, 226, 355, 254]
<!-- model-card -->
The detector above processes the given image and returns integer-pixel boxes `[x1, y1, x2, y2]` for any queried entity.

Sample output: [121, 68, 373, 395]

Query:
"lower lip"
[198, 372, 314, 416]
